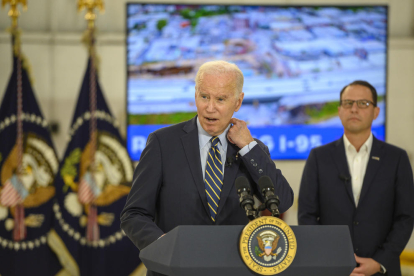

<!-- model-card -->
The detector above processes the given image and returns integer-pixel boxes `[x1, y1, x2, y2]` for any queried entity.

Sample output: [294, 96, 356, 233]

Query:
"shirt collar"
[197, 116, 230, 151]
[343, 132, 373, 153]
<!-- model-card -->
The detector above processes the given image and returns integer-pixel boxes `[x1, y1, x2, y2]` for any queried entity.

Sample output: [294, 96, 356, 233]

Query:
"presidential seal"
[239, 217, 297, 275]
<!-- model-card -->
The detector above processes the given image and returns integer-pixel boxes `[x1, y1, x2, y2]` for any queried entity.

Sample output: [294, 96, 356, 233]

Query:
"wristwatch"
[379, 264, 386, 274]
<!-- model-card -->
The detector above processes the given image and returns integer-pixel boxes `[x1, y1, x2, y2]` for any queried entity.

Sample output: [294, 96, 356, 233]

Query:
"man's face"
[195, 73, 243, 136]
[338, 85, 380, 134]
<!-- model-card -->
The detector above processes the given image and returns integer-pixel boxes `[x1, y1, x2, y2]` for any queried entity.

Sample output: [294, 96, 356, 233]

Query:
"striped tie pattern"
[204, 136, 223, 222]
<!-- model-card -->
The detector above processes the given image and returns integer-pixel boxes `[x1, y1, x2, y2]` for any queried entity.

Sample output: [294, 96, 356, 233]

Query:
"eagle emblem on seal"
[256, 230, 282, 261]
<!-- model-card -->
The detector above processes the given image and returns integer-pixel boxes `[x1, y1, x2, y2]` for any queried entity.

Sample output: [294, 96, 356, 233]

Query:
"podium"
[140, 225, 355, 276]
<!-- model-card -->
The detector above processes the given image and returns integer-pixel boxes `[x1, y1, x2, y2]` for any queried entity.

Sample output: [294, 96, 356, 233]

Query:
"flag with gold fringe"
[0, 35, 62, 275]
[50, 57, 142, 276]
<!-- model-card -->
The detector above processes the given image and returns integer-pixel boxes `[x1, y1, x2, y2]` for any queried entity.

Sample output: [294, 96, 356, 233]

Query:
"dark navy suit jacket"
[121, 116, 293, 276]
[298, 136, 414, 276]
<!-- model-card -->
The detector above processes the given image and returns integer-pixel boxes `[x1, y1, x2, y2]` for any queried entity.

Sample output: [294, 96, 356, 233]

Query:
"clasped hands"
[350, 254, 381, 276]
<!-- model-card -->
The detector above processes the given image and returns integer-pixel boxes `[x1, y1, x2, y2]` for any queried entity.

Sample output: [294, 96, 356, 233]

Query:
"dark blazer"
[121, 116, 293, 276]
[298, 136, 414, 276]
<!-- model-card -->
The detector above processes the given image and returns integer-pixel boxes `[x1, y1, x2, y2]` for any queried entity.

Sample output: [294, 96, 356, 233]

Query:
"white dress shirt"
[343, 133, 386, 273]
[343, 133, 373, 207]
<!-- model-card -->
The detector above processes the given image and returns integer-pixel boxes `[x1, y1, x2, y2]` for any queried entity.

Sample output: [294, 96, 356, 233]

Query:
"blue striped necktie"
[204, 136, 223, 222]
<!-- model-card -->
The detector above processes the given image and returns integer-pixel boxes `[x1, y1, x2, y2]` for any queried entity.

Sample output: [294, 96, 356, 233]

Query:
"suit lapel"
[216, 141, 240, 217]
[330, 137, 355, 207]
[181, 117, 210, 217]
[359, 137, 384, 204]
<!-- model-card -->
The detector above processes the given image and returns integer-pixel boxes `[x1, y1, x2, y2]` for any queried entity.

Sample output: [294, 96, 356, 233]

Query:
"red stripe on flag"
[0, 181, 22, 207]
[78, 179, 94, 204]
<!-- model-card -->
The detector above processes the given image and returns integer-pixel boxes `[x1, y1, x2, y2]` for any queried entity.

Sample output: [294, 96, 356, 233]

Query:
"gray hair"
[195, 60, 244, 97]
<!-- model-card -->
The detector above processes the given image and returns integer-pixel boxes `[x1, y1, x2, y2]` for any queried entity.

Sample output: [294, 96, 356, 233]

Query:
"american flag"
[78, 171, 99, 204]
[77, 171, 101, 241]
[0, 174, 28, 241]
[0, 175, 27, 207]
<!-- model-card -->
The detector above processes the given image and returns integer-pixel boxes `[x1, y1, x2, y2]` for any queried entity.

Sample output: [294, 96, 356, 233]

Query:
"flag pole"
[77, 0, 104, 242]
[2, 0, 28, 241]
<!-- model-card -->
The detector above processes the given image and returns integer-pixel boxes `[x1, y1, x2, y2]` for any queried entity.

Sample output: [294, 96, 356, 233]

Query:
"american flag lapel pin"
[372, 156, 380, 161]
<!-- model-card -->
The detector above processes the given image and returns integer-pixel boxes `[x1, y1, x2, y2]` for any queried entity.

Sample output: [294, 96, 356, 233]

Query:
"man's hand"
[350, 254, 381, 276]
[227, 118, 254, 149]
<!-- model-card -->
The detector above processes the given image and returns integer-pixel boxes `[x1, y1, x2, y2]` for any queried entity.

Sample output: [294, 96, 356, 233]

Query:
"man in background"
[298, 80, 414, 276]
[121, 60, 293, 276]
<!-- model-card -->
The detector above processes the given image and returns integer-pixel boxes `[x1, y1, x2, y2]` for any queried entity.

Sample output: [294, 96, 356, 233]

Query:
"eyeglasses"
[340, 99, 376, 109]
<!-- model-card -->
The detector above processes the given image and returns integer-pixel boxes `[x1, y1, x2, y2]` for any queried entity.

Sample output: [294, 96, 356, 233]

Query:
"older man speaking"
[121, 60, 293, 276]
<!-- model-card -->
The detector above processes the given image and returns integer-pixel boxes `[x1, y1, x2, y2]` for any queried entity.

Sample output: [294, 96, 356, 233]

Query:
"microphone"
[258, 176, 280, 217]
[339, 174, 351, 181]
[225, 156, 233, 167]
[235, 176, 257, 220]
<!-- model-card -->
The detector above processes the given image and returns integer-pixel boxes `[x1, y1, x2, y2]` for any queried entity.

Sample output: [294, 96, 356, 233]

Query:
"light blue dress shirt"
[197, 117, 257, 180]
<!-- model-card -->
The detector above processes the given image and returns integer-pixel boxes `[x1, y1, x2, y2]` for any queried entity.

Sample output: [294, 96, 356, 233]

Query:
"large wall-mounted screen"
[126, 4, 387, 161]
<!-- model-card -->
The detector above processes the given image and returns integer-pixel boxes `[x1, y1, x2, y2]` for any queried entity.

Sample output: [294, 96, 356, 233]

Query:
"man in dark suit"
[298, 80, 414, 276]
[121, 60, 293, 275]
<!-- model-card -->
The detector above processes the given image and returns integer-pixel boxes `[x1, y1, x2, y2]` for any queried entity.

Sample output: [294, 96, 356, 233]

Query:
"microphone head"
[225, 156, 234, 167]
[258, 175, 274, 191]
[235, 176, 250, 192]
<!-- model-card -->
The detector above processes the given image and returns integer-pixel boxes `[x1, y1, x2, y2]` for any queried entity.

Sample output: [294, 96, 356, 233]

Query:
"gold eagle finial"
[77, 0, 104, 28]
[2, 0, 27, 27]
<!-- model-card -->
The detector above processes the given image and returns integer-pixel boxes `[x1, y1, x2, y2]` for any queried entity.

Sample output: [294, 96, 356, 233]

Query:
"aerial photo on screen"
[126, 4, 387, 160]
